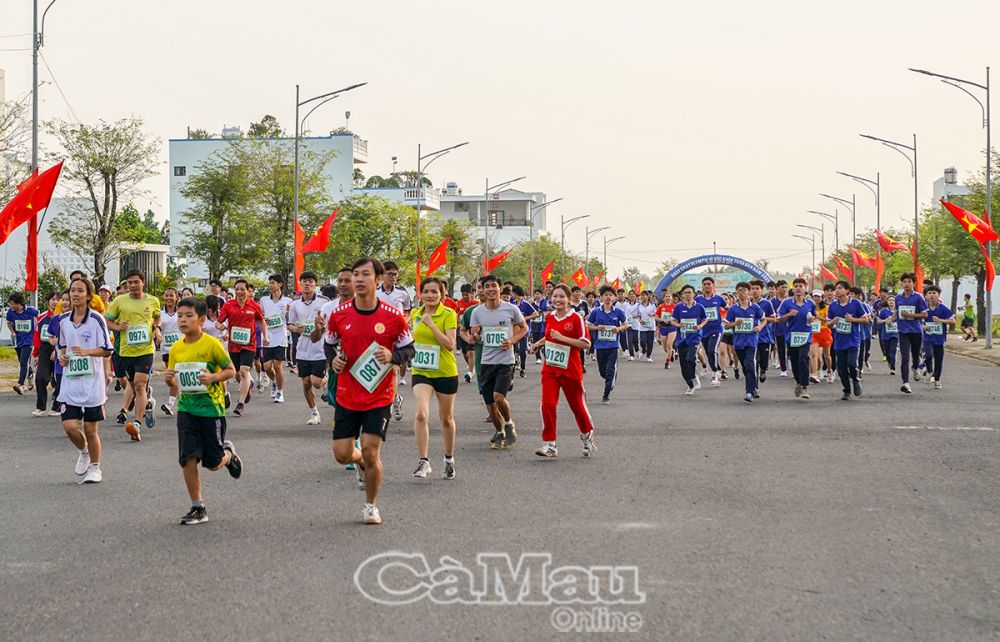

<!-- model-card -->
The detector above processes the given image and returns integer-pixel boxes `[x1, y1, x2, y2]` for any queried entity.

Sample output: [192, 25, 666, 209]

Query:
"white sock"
[80, 448, 88, 456]
[88, 462, 99, 470]
[167, 395, 176, 405]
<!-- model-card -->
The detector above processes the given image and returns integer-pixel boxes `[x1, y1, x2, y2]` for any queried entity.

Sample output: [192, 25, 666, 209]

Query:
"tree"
[176, 149, 258, 280]
[424, 217, 480, 296]
[0, 91, 31, 204]
[247, 115, 284, 138]
[187, 128, 214, 139]
[116, 203, 169, 245]
[652, 258, 680, 289]
[353, 167, 366, 187]
[45, 117, 160, 285]
[393, 171, 432, 188]
[952, 150, 999, 335]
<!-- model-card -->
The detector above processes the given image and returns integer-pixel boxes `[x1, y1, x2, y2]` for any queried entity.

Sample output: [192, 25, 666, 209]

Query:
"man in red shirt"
[329, 257, 414, 525]
[217, 279, 268, 417]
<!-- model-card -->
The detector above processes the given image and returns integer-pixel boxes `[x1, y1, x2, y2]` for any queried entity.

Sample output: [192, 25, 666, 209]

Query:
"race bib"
[898, 305, 916, 318]
[789, 332, 810, 348]
[176, 361, 209, 394]
[413, 343, 441, 371]
[681, 319, 697, 335]
[65, 351, 95, 378]
[810, 319, 821, 333]
[350, 341, 392, 394]
[834, 319, 852, 334]
[735, 318, 754, 334]
[704, 307, 719, 321]
[230, 326, 251, 345]
[625, 314, 634, 325]
[597, 328, 616, 342]
[885, 322, 898, 334]
[482, 326, 511, 349]
[265, 313, 283, 329]
[13, 319, 31, 334]
[39, 324, 51, 342]
[125, 325, 150, 346]
[925, 322, 943, 336]
[660, 311, 673, 322]
[543, 342, 571, 369]
[162, 331, 181, 349]
[301, 321, 315, 335]
[641, 318, 655, 330]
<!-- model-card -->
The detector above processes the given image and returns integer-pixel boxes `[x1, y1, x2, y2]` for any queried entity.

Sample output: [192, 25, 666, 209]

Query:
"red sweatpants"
[540, 368, 594, 442]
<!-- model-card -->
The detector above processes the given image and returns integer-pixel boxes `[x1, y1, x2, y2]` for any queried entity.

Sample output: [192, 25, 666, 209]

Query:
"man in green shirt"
[960, 293, 978, 342]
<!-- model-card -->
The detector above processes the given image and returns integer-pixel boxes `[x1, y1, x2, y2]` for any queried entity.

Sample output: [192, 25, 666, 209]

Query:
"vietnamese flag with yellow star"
[0, 161, 63, 245]
[820, 265, 837, 281]
[301, 209, 339, 254]
[941, 199, 998, 243]
[834, 255, 853, 281]
[423, 236, 450, 277]
[571, 267, 590, 288]
[539, 260, 555, 284]
[850, 247, 877, 269]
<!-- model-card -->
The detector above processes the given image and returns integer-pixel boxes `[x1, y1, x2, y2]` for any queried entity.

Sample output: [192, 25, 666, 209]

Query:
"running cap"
[811, 290, 823, 296]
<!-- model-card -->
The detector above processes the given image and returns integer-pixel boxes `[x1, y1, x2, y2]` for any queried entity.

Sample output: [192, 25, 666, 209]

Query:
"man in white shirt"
[375, 260, 412, 420]
[286, 271, 328, 425]
[260, 274, 293, 403]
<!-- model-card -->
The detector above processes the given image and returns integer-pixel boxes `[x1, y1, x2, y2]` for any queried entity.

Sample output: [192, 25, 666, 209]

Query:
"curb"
[945, 344, 1000, 368]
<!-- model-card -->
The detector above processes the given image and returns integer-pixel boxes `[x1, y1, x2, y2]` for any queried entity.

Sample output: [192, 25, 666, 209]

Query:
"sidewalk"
[945, 338, 1000, 367]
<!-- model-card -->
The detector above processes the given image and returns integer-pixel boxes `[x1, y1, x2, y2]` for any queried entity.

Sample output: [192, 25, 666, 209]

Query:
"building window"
[453, 201, 469, 212]
[173, 166, 186, 177]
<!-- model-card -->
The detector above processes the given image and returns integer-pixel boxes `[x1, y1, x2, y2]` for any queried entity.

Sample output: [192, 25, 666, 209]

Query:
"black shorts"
[60, 404, 105, 423]
[161, 353, 169, 365]
[262, 346, 286, 363]
[177, 412, 227, 468]
[118, 354, 154, 381]
[456, 337, 474, 354]
[961, 317, 974, 328]
[479, 363, 514, 405]
[411, 374, 459, 395]
[332, 404, 390, 441]
[721, 334, 734, 345]
[111, 354, 123, 378]
[297, 359, 327, 379]
[228, 349, 255, 370]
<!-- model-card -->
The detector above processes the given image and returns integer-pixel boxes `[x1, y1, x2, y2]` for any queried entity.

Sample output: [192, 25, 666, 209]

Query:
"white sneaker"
[684, 388, 695, 396]
[927, 376, 935, 385]
[362, 503, 382, 525]
[934, 381, 943, 390]
[391, 395, 403, 421]
[694, 376, 702, 390]
[700, 368, 708, 377]
[627, 356, 635, 361]
[581, 431, 595, 457]
[260, 373, 270, 387]
[646, 357, 653, 363]
[901, 383, 912, 394]
[75, 451, 90, 475]
[256, 378, 265, 394]
[274, 391, 285, 404]
[413, 459, 432, 478]
[31, 409, 45, 417]
[47, 409, 61, 417]
[356, 463, 366, 490]
[80, 466, 102, 484]
[535, 358, 542, 365]
[306, 410, 321, 425]
[399, 376, 407, 387]
[534, 442, 558, 457]
[711, 375, 720, 387]
[779, 370, 788, 378]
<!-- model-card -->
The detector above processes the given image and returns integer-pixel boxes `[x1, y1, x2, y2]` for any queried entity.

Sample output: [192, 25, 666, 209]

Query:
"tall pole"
[912, 133, 919, 264]
[876, 172, 881, 231]
[560, 214, 565, 278]
[852, 193, 856, 245]
[293, 84, 300, 280]
[987, 67, 993, 348]
[29, 0, 41, 306]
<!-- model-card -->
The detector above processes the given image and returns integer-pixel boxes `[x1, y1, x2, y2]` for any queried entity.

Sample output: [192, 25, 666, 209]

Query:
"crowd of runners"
[5, 261, 962, 526]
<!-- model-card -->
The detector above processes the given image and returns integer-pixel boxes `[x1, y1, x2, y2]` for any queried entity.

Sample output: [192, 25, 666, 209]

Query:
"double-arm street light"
[860, 133, 919, 263]
[807, 210, 837, 254]
[560, 215, 590, 278]
[798, 223, 825, 279]
[792, 233, 816, 288]
[528, 197, 563, 290]
[415, 141, 468, 264]
[910, 66, 992, 347]
[604, 236, 625, 278]
[837, 171, 881, 231]
[483, 176, 526, 273]
[820, 193, 856, 247]
[585, 226, 610, 273]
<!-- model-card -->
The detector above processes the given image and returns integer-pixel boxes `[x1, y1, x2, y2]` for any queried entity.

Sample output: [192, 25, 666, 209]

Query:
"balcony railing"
[352, 135, 368, 163]
[404, 188, 440, 210]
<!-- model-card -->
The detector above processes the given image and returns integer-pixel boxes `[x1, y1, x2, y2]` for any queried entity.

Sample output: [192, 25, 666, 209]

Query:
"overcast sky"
[1, 0, 997, 277]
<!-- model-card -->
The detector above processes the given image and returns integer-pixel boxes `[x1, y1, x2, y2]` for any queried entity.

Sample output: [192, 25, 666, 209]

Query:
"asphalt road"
[1, 349, 998, 641]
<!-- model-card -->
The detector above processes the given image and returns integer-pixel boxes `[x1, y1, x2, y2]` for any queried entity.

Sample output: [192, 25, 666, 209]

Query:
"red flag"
[911, 241, 925, 289]
[300, 209, 339, 254]
[294, 221, 305, 291]
[483, 249, 511, 273]
[539, 260, 555, 285]
[979, 242, 996, 291]
[874, 252, 886, 295]
[820, 265, 837, 280]
[876, 229, 909, 253]
[0, 161, 63, 245]
[423, 236, 449, 277]
[610, 277, 620, 290]
[850, 247, 877, 269]
[570, 267, 590, 288]
[834, 256, 853, 281]
[25, 215, 38, 291]
[592, 272, 604, 286]
[941, 199, 999, 244]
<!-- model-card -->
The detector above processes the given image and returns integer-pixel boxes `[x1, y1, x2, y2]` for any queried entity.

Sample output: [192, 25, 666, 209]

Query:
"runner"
[826, 280, 869, 400]
[776, 278, 818, 399]
[770, 280, 789, 376]
[55, 278, 113, 484]
[285, 271, 327, 425]
[260, 274, 292, 404]
[852, 286, 874, 375]
[468, 274, 529, 449]
[586, 285, 629, 404]
[513, 285, 539, 378]
[959, 293, 978, 342]
[408, 277, 459, 479]
[893, 273, 929, 394]
[32, 292, 62, 417]
[622, 291, 640, 361]
[724, 283, 766, 402]
[105, 269, 161, 441]
[455, 284, 480, 382]
[158, 287, 181, 416]
[217, 279, 268, 417]
[54, 270, 106, 314]
[328, 257, 415, 525]
[6, 292, 38, 395]
[376, 261, 413, 405]
[164, 296, 242, 525]
[876, 295, 899, 375]
[536, 282, 554, 364]
[695, 277, 727, 386]
[636, 290, 657, 362]
[655, 291, 677, 369]
[671, 285, 709, 395]
[530, 284, 596, 458]
[569, 286, 591, 371]
[809, 291, 834, 384]
[922, 285, 955, 389]
[749, 280, 776, 385]
[719, 292, 737, 380]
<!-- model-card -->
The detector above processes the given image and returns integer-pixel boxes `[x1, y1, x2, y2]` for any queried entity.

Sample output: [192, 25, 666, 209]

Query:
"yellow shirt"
[409, 304, 458, 379]
[54, 293, 105, 315]
[167, 332, 231, 417]
[106, 293, 161, 357]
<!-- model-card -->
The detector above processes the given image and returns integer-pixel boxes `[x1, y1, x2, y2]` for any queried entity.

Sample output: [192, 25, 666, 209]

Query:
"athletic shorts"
[332, 404, 390, 441]
[721, 333, 734, 345]
[228, 349, 255, 370]
[961, 317, 974, 328]
[262, 346, 285, 363]
[111, 354, 123, 378]
[478, 363, 514, 405]
[324, 342, 338, 365]
[411, 374, 459, 395]
[813, 330, 833, 349]
[297, 359, 326, 379]
[60, 404, 105, 423]
[177, 411, 227, 468]
[659, 325, 676, 337]
[118, 354, 154, 381]
[456, 337, 474, 354]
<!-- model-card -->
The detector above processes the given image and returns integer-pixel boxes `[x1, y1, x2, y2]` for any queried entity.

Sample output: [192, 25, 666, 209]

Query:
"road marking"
[895, 425, 994, 432]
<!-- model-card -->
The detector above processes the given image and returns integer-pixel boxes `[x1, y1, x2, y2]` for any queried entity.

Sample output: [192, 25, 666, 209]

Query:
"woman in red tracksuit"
[529, 284, 596, 458]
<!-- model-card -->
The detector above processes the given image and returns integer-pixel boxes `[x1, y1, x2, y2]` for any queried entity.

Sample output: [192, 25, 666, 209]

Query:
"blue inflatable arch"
[653, 254, 773, 297]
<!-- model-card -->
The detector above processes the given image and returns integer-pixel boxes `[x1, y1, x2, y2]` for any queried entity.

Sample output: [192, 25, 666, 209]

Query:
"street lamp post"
[30, 0, 58, 305]
[837, 171, 880, 231]
[604, 235, 625, 279]
[807, 211, 837, 254]
[910, 66, 992, 347]
[820, 193, 856, 246]
[585, 226, 610, 275]
[792, 233, 816, 289]
[559, 215, 589, 279]
[482, 176, 526, 274]
[798, 223, 825, 281]
[415, 141, 468, 273]
[860, 133, 919, 263]
[528, 197, 563, 291]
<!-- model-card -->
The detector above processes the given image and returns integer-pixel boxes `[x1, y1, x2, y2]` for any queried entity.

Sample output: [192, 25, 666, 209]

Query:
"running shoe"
[125, 421, 141, 442]
[27, 378, 34, 391]
[694, 376, 702, 390]
[809, 375, 820, 384]
[912, 368, 922, 382]
[684, 388, 694, 396]
[490, 431, 507, 450]
[146, 397, 155, 412]
[114, 380, 122, 392]
[840, 393, 851, 401]
[356, 462, 366, 490]
[534, 442, 558, 457]
[646, 357, 653, 363]
[46, 409, 61, 417]
[581, 431, 595, 457]
[799, 389, 810, 399]
[852, 380, 862, 397]
[399, 376, 407, 387]
[224, 392, 232, 409]
[535, 358, 542, 365]
[889, 369, 896, 376]
[362, 503, 382, 525]
[794, 384, 802, 398]
[519, 370, 525, 378]
[934, 381, 942, 390]
[442, 459, 456, 480]
[306, 411, 321, 426]
[464, 372, 472, 383]
[734, 368, 740, 380]
[753, 391, 760, 399]
[720, 370, 728, 380]
[744, 393, 753, 403]
[144, 412, 156, 429]
[503, 421, 517, 446]
[700, 368, 708, 377]
[233, 402, 245, 417]
[75, 451, 90, 475]
[865, 361, 872, 372]
[256, 378, 265, 394]
[271, 382, 277, 398]
[32, 409, 46, 418]
[273, 391, 285, 403]
[759, 371, 767, 383]
[413, 459, 432, 478]
[826, 372, 836, 384]
[223, 440, 242, 479]
[779, 370, 787, 377]
[13, 384, 23, 395]
[711, 375, 720, 388]
[664, 361, 670, 370]
[917, 366, 926, 380]
[392, 395, 403, 422]
[926, 376, 935, 385]
[80, 466, 102, 484]
[601, 397, 610, 405]
[161, 402, 174, 416]
[901, 383, 912, 394]
[180, 506, 208, 525]
[627, 356, 635, 362]
[116, 409, 127, 425]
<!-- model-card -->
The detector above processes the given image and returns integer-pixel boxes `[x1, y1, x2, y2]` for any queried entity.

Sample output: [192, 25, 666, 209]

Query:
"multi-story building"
[437, 183, 549, 250]
[933, 166, 972, 203]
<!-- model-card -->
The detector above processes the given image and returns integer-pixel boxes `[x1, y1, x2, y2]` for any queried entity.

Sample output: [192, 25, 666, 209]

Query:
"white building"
[437, 183, 549, 249]
[352, 185, 440, 212]
[168, 129, 368, 279]
[933, 167, 972, 203]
